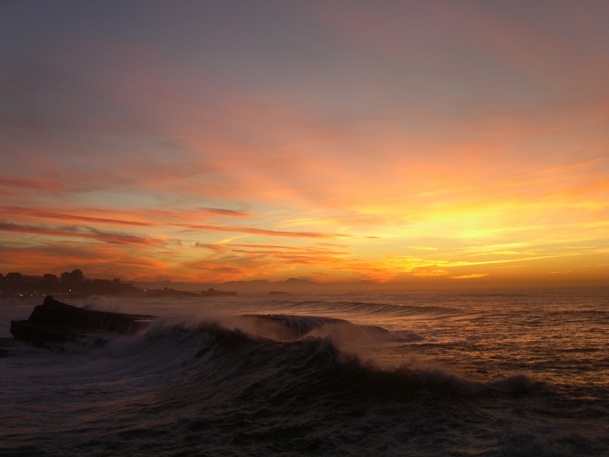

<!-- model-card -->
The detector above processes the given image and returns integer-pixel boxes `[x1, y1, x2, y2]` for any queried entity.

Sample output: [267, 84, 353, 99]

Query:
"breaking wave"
[96, 313, 538, 398]
[3, 291, 608, 457]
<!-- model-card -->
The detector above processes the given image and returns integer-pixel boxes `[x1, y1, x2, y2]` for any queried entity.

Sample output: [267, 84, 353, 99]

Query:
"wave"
[4, 295, 608, 457]
[94, 313, 537, 400]
[7, 312, 598, 457]
[281, 299, 464, 317]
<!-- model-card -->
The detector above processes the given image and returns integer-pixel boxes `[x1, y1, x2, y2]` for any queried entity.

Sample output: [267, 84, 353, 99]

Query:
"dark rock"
[10, 296, 155, 347]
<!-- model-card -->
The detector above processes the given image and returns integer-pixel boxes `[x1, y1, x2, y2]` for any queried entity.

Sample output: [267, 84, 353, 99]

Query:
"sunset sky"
[1, 0, 608, 287]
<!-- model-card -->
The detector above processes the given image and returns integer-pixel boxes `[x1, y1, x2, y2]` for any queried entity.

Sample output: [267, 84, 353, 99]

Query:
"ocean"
[1, 287, 607, 456]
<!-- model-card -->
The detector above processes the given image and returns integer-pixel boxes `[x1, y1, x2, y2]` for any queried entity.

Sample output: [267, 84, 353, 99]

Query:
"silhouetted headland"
[10, 296, 155, 348]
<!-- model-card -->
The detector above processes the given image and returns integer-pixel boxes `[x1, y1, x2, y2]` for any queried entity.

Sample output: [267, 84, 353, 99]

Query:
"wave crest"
[94, 313, 538, 399]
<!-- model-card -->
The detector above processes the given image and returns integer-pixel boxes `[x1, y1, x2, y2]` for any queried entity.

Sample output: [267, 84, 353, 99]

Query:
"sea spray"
[2, 289, 608, 456]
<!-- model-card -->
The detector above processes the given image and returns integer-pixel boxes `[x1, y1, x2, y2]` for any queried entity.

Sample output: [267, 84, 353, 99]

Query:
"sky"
[1, 0, 608, 287]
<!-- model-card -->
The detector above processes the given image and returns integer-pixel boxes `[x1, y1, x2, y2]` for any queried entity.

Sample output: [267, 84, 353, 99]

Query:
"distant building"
[0, 268, 137, 298]
[43, 273, 59, 284]
[61, 269, 84, 285]
[6, 272, 23, 282]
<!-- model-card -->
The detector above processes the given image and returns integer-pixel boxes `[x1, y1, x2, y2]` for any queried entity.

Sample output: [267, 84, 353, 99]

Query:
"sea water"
[1, 287, 607, 456]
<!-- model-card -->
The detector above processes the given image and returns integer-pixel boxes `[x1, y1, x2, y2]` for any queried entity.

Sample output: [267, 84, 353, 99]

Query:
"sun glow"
[1, 1, 608, 287]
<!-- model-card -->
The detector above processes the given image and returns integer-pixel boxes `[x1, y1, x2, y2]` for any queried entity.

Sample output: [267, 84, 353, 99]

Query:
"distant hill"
[134, 278, 340, 294]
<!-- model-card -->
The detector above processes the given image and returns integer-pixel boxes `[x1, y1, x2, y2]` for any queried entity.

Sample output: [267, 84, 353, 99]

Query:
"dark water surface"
[1, 287, 608, 456]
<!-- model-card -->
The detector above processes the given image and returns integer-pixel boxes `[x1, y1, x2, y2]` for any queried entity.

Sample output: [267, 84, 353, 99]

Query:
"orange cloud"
[1, 2, 607, 287]
[193, 243, 230, 254]
[451, 273, 489, 280]
[176, 223, 347, 239]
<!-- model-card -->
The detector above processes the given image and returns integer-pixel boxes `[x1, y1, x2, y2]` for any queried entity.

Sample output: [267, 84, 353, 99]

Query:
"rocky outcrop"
[10, 296, 154, 347]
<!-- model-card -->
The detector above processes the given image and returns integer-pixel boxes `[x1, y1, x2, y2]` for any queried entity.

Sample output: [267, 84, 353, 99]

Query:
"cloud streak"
[0, 206, 152, 227]
[176, 223, 348, 239]
[0, 222, 162, 246]
[0, 1, 607, 286]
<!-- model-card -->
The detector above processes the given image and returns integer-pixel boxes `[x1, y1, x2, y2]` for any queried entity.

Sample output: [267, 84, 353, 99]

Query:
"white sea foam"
[1, 287, 607, 456]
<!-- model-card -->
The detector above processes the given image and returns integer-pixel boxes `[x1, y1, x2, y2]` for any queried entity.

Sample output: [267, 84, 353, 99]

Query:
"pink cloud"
[0, 222, 162, 246]
[0, 206, 152, 227]
[0, 177, 65, 193]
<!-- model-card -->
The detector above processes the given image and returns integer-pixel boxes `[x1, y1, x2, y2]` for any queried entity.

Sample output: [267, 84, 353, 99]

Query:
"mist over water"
[1, 287, 608, 456]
